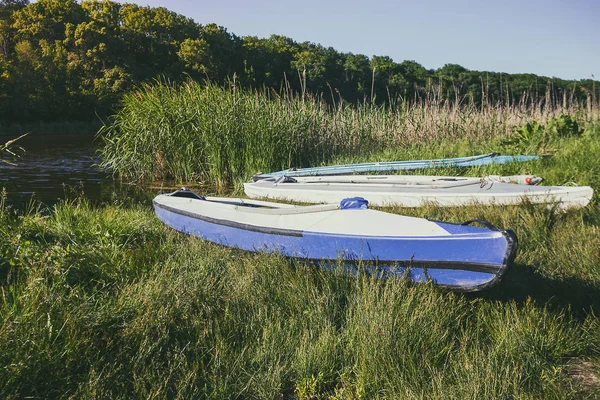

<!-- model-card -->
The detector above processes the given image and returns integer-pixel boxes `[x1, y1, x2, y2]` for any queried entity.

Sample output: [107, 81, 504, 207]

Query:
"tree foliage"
[0, 0, 597, 124]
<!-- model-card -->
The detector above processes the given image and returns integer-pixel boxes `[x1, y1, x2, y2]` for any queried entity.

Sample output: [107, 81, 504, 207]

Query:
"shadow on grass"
[470, 262, 600, 318]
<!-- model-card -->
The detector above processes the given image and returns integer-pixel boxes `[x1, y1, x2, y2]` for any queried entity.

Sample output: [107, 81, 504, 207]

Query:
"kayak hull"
[153, 190, 517, 291]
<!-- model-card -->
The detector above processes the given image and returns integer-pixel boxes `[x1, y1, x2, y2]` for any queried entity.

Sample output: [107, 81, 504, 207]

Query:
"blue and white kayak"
[252, 153, 542, 180]
[153, 188, 518, 291]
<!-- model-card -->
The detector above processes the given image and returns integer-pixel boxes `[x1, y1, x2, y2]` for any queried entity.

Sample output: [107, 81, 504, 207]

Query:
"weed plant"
[101, 80, 378, 187]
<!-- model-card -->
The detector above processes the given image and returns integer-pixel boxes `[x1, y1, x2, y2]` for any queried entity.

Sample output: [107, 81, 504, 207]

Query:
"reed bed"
[99, 80, 599, 188]
[101, 80, 365, 186]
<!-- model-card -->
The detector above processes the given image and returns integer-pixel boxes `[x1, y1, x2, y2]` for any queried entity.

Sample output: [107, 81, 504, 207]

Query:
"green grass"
[100, 80, 366, 187]
[1, 176, 600, 398]
[3, 84, 600, 398]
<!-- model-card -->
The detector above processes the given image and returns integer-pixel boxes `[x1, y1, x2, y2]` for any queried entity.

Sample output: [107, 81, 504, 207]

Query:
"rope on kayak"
[479, 175, 494, 190]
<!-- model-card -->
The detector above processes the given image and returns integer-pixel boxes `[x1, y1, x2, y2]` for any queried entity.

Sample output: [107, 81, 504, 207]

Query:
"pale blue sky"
[130, 0, 598, 81]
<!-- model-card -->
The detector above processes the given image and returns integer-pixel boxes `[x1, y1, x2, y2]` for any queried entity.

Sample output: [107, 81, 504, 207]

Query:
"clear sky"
[128, 0, 599, 81]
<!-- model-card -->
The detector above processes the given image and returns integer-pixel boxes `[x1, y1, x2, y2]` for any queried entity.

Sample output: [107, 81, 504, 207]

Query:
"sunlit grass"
[1, 191, 600, 398]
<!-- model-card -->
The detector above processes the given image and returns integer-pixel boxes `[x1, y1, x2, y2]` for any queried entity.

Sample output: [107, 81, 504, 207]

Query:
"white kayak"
[244, 174, 593, 209]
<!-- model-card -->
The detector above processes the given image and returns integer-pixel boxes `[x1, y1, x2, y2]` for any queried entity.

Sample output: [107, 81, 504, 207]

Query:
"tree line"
[0, 0, 598, 124]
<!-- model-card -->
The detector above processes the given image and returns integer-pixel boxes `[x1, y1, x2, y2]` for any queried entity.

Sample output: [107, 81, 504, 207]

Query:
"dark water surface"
[0, 134, 224, 209]
[0, 134, 117, 208]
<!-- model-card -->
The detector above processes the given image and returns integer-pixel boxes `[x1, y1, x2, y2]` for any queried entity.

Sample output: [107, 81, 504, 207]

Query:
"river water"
[0, 134, 225, 209]
[0, 134, 118, 208]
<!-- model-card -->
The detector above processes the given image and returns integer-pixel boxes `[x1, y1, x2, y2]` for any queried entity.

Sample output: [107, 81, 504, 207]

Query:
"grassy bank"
[1, 191, 600, 398]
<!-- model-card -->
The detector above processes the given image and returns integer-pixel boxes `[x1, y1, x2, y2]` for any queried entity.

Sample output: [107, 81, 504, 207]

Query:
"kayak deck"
[244, 175, 592, 209]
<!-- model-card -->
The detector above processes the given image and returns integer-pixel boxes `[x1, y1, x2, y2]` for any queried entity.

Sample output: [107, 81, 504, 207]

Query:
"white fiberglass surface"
[287, 174, 539, 185]
[247, 181, 593, 196]
[244, 181, 593, 209]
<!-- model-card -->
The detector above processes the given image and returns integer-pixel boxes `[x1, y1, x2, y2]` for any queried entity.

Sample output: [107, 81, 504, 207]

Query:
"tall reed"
[99, 79, 599, 187]
[100, 80, 377, 186]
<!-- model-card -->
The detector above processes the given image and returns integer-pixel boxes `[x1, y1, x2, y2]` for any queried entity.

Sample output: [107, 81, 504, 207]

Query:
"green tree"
[292, 44, 326, 93]
[0, 0, 28, 56]
[195, 23, 243, 82]
[0, 0, 598, 124]
[178, 37, 211, 75]
[435, 64, 470, 101]
[12, 0, 84, 42]
[241, 34, 297, 88]
[343, 53, 369, 88]
[369, 55, 398, 101]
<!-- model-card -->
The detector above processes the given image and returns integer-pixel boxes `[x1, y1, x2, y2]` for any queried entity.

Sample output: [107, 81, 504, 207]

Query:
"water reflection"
[0, 134, 229, 209]
[0, 134, 114, 208]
